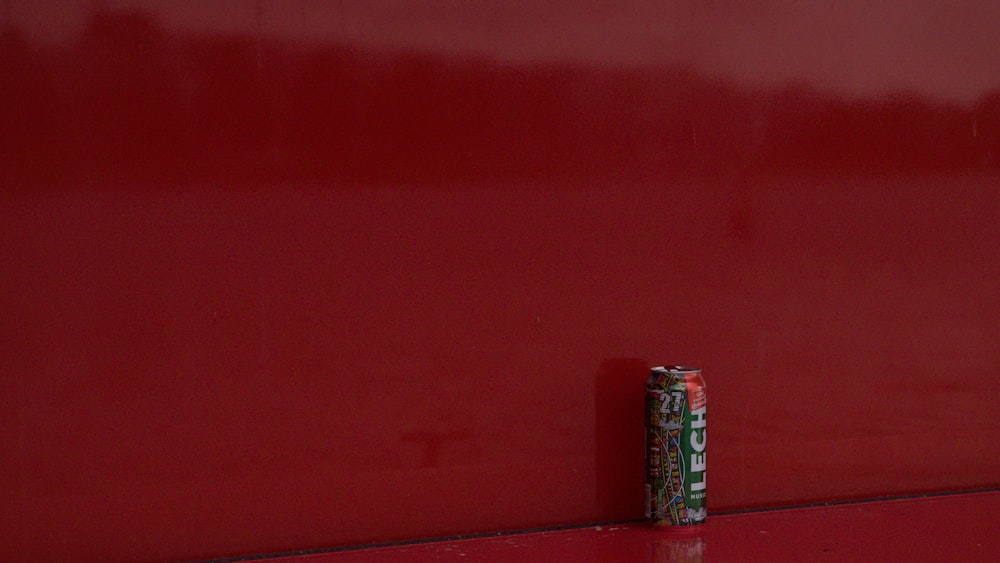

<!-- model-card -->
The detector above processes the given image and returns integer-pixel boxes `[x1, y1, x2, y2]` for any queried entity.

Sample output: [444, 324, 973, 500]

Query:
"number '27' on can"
[645, 365, 707, 530]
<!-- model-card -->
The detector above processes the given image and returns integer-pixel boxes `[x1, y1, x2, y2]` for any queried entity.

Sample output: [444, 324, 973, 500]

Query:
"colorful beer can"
[645, 366, 707, 529]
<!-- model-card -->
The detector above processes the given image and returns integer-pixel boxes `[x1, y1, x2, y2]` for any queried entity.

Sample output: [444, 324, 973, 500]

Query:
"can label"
[645, 366, 707, 527]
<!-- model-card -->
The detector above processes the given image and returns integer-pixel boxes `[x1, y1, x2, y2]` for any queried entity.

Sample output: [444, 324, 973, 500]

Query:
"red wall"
[2, 2, 999, 561]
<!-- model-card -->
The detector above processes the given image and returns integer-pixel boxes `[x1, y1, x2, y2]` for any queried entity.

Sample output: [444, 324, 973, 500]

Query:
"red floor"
[259, 491, 999, 562]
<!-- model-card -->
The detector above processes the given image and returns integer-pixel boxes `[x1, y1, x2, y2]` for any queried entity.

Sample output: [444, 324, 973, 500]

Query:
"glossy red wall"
[2, 2, 999, 561]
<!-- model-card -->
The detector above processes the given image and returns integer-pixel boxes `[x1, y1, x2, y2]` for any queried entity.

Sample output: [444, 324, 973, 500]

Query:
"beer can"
[645, 366, 707, 529]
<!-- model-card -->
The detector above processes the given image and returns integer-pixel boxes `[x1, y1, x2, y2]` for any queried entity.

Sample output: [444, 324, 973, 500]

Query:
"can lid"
[651, 365, 701, 374]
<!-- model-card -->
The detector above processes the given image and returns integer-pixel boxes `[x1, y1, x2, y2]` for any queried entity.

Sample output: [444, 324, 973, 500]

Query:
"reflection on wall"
[3, 9, 1000, 189]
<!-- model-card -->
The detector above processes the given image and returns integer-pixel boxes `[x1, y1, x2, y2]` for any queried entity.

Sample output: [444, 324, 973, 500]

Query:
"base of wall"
[223, 490, 999, 562]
